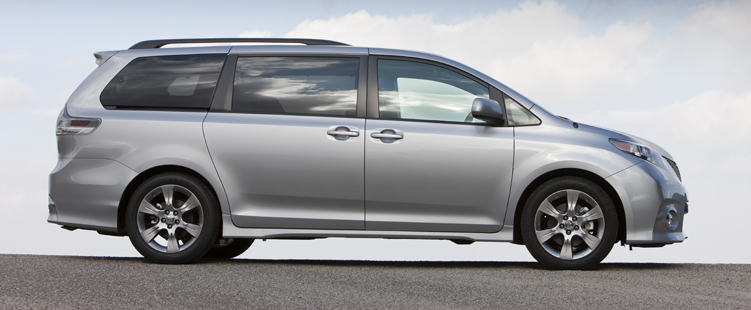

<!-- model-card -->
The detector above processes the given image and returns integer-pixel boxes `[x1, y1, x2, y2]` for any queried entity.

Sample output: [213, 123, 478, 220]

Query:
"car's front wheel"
[521, 177, 618, 269]
[126, 173, 220, 264]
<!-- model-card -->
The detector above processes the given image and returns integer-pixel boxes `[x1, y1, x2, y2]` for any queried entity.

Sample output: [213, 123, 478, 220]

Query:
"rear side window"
[100, 54, 226, 109]
[232, 57, 359, 117]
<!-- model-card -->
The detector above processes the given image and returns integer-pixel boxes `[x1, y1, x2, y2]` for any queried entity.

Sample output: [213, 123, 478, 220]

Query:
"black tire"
[203, 238, 254, 259]
[521, 177, 618, 270]
[125, 172, 221, 264]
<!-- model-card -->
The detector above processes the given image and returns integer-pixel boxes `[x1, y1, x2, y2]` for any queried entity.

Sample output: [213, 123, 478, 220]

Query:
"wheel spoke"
[559, 237, 573, 260]
[582, 205, 604, 222]
[536, 229, 558, 244]
[166, 230, 179, 253]
[161, 185, 175, 209]
[566, 190, 580, 213]
[138, 200, 160, 216]
[581, 232, 601, 250]
[140, 225, 161, 243]
[539, 200, 560, 217]
[179, 194, 200, 212]
[182, 223, 202, 238]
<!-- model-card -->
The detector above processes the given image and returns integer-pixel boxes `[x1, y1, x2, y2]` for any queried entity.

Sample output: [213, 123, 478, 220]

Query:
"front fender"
[504, 124, 640, 226]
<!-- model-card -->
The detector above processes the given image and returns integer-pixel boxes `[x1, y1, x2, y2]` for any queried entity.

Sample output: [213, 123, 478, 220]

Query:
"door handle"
[327, 125, 360, 140]
[370, 128, 404, 143]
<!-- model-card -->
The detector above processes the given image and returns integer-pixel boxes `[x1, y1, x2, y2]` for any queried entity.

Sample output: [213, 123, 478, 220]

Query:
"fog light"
[666, 209, 679, 230]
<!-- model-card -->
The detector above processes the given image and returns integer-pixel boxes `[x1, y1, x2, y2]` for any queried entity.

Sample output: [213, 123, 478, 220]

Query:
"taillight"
[56, 108, 101, 135]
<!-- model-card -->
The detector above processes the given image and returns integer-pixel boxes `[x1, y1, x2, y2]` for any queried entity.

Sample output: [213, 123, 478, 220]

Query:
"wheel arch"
[116, 165, 221, 235]
[511, 168, 626, 245]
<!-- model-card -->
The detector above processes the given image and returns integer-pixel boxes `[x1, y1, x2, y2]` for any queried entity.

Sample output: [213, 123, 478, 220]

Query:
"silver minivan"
[49, 38, 687, 269]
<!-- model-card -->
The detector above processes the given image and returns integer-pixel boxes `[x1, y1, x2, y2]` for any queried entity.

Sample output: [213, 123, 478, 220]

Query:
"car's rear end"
[48, 46, 230, 235]
[49, 50, 137, 234]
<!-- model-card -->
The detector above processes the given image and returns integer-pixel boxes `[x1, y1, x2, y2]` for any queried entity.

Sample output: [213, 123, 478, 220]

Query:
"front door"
[365, 58, 514, 233]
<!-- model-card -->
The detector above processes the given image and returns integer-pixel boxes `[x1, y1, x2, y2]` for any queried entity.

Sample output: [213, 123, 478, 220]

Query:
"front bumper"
[48, 157, 138, 233]
[607, 161, 687, 245]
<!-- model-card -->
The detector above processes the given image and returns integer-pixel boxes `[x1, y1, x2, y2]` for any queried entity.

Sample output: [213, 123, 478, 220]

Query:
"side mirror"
[471, 98, 505, 126]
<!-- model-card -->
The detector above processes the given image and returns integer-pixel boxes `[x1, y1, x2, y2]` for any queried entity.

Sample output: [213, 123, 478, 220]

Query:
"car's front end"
[605, 135, 687, 246]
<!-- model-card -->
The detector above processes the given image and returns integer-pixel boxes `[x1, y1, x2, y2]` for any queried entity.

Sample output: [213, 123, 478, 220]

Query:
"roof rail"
[129, 38, 350, 49]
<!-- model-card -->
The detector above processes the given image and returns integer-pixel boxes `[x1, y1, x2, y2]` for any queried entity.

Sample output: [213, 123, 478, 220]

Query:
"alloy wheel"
[533, 189, 606, 260]
[135, 184, 204, 254]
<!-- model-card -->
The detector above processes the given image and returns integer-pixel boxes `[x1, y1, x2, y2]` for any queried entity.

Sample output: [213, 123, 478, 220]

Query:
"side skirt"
[221, 215, 514, 242]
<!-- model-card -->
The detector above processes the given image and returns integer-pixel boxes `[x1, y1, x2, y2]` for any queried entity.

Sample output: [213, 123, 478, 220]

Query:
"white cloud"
[57, 57, 97, 85]
[0, 52, 20, 64]
[32, 108, 62, 117]
[59, 57, 94, 71]
[28, 88, 71, 119]
[285, 2, 660, 110]
[239, 30, 273, 38]
[286, 4, 582, 62]
[56, 88, 75, 105]
[683, 0, 751, 91]
[570, 90, 751, 153]
[0, 75, 37, 107]
[655, 91, 751, 148]
[490, 21, 658, 105]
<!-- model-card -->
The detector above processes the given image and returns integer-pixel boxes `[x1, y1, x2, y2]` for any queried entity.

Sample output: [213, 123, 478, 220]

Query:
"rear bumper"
[607, 161, 687, 245]
[48, 157, 137, 233]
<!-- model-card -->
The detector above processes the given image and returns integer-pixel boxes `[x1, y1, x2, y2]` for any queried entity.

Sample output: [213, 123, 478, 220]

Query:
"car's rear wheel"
[521, 177, 618, 269]
[126, 173, 220, 264]
[203, 238, 254, 259]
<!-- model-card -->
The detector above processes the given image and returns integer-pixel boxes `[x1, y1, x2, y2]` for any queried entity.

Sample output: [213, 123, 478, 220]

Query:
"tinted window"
[100, 54, 226, 109]
[232, 57, 359, 117]
[504, 94, 541, 126]
[378, 60, 489, 123]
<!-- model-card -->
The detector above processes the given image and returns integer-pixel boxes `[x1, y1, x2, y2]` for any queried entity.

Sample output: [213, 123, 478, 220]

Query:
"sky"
[1, 0, 749, 263]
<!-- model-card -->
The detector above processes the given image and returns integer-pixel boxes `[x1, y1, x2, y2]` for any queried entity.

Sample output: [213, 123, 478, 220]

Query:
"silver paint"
[364, 119, 514, 233]
[50, 43, 687, 254]
[49, 157, 137, 232]
[203, 113, 366, 230]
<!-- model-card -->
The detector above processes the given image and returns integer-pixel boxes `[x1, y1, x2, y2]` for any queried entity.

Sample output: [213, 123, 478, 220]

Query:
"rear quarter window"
[100, 54, 226, 109]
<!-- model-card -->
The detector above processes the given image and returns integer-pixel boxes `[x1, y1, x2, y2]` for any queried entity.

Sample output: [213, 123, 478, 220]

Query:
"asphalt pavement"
[0, 254, 749, 309]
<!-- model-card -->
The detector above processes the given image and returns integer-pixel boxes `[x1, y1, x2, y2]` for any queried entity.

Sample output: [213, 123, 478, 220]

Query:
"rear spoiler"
[93, 50, 118, 66]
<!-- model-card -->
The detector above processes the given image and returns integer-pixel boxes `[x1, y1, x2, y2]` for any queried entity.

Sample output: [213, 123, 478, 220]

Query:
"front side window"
[504, 94, 541, 126]
[232, 57, 359, 117]
[100, 54, 226, 109]
[377, 59, 489, 123]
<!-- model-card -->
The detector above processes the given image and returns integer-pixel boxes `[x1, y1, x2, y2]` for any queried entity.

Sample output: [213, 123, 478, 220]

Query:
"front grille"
[663, 156, 682, 182]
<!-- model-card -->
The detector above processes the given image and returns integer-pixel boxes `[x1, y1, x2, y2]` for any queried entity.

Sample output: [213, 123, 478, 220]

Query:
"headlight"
[609, 138, 660, 165]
